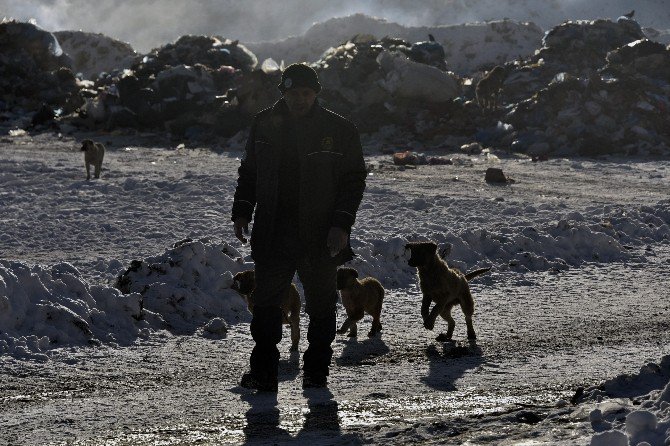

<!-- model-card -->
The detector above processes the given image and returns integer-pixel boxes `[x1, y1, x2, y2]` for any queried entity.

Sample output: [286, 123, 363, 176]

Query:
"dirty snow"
[0, 130, 669, 445]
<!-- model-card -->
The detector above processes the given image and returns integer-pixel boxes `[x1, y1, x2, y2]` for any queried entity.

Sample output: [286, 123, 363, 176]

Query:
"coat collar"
[270, 98, 321, 120]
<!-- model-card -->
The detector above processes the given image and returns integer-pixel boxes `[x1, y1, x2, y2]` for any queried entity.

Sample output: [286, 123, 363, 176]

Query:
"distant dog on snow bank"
[231, 269, 301, 351]
[405, 241, 490, 340]
[336, 267, 385, 338]
[80, 139, 105, 180]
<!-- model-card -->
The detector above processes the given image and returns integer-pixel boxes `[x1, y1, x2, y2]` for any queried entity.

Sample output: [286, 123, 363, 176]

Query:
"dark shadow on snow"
[293, 388, 363, 445]
[335, 335, 390, 367]
[241, 391, 292, 445]
[421, 339, 484, 391]
[278, 349, 301, 382]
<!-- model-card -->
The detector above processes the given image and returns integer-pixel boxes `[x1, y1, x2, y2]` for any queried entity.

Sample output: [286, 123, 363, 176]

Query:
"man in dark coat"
[231, 63, 367, 391]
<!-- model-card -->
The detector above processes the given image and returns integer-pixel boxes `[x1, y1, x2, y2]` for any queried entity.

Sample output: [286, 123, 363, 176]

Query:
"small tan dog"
[231, 269, 301, 351]
[405, 242, 490, 340]
[336, 267, 384, 338]
[475, 65, 507, 110]
[80, 139, 105, 180]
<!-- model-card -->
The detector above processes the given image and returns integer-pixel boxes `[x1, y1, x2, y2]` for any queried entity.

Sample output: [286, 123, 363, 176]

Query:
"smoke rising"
[2, 0, 669, 52]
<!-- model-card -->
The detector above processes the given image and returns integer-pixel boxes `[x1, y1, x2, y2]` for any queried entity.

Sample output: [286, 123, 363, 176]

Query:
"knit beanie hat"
[278, 63, 321, 93]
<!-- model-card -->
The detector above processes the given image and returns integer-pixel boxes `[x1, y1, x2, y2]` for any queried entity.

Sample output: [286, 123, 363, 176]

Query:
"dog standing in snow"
[231, 269, 301, 351]
[80, 139, 105, 180]
[336, 267, 385, 338]
[405, 241, 490, 340]
[475, 65, 507, 111]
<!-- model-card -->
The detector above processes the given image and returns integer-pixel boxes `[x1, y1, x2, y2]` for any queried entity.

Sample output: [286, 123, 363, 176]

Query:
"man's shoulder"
[317, 105, 358, 133]
[253, 106, 274, 122]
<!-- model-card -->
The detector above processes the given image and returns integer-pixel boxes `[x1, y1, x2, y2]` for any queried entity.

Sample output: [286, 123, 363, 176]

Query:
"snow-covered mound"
[574, 355, 670, 446]
[246, 14, 543, 75]
[0, 260, 147, 359]
[114, 238, 250, 333]
[348, 200, 670, 289]
[0, 239, 252, 358]
[54, 30, 138, 79]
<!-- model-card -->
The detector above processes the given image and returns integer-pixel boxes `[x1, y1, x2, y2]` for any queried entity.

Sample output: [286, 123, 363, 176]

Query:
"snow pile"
[54, 30, 138, 79]
[114, 238, 250, 333]
[575, 355, 670, 446]
[0, 260, 147, 359]
[246, 14, 543, 75]
[348, 201, 670, 289]
[0, 239, 253, 358]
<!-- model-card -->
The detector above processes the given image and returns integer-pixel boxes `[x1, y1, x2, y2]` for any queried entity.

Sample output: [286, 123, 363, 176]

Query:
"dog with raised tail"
[231, 269, 301, 351]
[336, 267, 385, 338]
[405, 241, 490, 340]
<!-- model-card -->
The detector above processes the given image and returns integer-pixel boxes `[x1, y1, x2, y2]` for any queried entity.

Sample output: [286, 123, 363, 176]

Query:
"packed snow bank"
[572, 355, 670, 446]
[0, 260, 147, 359]
[114, 238, 250, 333]
[1, 199, 668, 357]
[0, 239, 251, 358]
[348, 200, 670, 288]
[54, 30, 138, 79]
[246, 14, 543, 75]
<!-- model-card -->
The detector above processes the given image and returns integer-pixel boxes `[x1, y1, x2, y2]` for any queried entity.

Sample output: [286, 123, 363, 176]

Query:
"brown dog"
[475, 65, 507, 110]
[336, 267, 384, 338]
[405, 242, 490, 340]
[231, 269, 301, 351]
[80, 139, 105, 180]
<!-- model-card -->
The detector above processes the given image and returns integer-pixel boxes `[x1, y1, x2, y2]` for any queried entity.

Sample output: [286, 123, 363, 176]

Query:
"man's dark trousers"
[250, 251, 338, 382]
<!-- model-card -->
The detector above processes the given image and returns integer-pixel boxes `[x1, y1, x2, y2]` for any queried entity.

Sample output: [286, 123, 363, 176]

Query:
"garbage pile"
[314, 34, 461, 131]
[1, 15, 669, 158]
[500, 18, 670, 157]
[69, 34, 269, 138]
[502, 18, 647, 104]
[0, 20, 82, 128]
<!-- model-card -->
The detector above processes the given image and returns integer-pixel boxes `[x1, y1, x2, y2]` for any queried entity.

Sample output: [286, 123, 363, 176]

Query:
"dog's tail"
[465, 266, 492, 281]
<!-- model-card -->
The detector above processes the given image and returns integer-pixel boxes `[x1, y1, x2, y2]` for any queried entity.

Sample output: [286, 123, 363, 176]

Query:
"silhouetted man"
[232, 63, 367, 391]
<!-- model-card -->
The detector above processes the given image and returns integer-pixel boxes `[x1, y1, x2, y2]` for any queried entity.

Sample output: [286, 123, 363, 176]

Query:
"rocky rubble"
[1, 14, 669, 157]
[502, 18, 670, 157]
[66, 34, 267, 138]
[0, 20, 83, 129]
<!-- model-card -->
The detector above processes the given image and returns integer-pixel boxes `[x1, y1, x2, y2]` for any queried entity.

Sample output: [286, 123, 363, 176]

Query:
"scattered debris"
[485, 167, 514, 184]
[1, 15, 669, 157]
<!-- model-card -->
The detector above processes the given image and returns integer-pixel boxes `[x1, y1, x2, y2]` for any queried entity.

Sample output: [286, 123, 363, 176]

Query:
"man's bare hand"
[234, 217, 249, 244]
[327, 226, 348, 257]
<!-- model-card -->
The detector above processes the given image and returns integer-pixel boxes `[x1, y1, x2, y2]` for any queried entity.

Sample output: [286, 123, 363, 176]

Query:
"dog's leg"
[426, 301, 444, 331]
[460, 292, 476, 340]
[337, 317, 353, 335]
[85, 162, 91, 180]
[289, 311, 300, 351]
[439, 304, 456, 339]
[368, 297, 383, 337]
[369, 314, 382, 337]
[421, 294, 434, 330]
[94, 162, 101, 179]
[349, 321, 358, 338]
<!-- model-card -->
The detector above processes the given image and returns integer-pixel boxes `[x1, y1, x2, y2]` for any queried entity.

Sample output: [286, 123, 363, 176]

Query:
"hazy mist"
[2, 0, 668, 52]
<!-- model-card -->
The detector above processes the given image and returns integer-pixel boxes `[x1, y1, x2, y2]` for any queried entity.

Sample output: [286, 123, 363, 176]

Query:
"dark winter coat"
[231, 99, 367, 264]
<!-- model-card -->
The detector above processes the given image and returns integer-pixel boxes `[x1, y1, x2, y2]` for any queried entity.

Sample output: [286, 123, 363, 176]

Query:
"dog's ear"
[81, 139, 92, 151]
[352, 269, 359, 278]
[427, 242, 438, 255]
